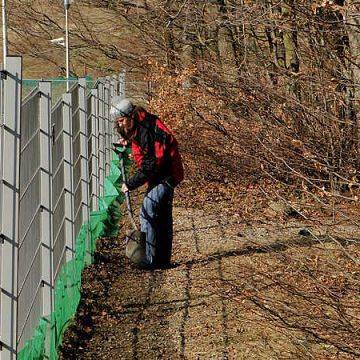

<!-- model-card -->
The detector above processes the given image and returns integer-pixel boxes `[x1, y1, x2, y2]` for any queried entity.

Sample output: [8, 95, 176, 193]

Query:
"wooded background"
[9, 1, 359, 197]
[6, 2, 360, 358]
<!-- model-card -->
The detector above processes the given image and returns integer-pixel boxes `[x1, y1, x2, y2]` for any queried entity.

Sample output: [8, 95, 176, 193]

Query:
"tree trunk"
[282, 2, 300, 97]
[346, 0, 360, 156]
[164, 25, 177, 71]
[216, 0, 243, 83]
[272, 4, 286, 69]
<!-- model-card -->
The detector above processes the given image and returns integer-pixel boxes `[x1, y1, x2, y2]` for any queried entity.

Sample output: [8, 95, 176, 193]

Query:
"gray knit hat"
[110, 97, 135, 119]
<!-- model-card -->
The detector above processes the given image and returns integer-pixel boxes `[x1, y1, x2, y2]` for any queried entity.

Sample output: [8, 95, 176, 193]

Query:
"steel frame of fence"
[0, 56, 22, 360]
[0, 56, 125, 359]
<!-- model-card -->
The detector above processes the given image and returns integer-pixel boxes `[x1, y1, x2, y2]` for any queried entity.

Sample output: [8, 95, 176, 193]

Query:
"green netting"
[16, 318, 47, 360]
[18, 149, 131, 360]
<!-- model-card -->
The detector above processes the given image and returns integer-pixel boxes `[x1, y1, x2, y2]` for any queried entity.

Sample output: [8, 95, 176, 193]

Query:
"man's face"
[116, 116, 134, 135]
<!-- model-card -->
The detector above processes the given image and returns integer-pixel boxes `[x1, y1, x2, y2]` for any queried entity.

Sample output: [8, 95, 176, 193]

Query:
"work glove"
[121, 183, 129, 193]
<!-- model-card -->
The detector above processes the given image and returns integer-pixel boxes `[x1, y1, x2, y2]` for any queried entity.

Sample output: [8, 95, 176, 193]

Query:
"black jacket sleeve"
[125, 128, 158, 190]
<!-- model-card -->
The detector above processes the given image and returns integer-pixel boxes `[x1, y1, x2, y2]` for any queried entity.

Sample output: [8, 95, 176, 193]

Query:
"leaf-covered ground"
[59, 193, 359, 360]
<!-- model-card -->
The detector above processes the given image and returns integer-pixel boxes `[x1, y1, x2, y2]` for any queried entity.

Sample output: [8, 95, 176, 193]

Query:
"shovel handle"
[124, 191, 138, 231]
[117, 145, 138, 231]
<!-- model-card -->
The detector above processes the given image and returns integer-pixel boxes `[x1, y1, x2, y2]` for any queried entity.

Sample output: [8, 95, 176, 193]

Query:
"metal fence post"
[0, 55, 22, 360]
[112, 75, 119, 97]
[98, 81, 105, 197]
[62, 93, 74, 261]
[90, 88, 99, 210]
[119, 70, 126, 99]
[78, 78, 91, 263]
[108, 75, 114, 98]
[110, 76, 118, 145]
[78, 78, 90, 224]
[38, 81, 53, 317]
[104, 79, 111, 175]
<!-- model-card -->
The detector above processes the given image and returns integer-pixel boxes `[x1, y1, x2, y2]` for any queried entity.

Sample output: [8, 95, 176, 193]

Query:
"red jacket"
[126, 110, 184, 190]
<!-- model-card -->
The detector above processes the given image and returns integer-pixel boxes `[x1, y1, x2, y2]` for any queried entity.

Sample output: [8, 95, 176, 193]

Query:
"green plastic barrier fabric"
[16, 318, 47, 360]
[18, 149, 131, 360]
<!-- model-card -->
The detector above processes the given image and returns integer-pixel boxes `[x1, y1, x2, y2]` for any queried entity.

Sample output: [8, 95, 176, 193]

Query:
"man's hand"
[118, 137, 128, 146]
[121, 183, 129, 193]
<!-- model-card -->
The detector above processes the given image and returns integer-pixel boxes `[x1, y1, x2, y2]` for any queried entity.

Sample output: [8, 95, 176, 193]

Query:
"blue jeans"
[139, 183, 174, 268]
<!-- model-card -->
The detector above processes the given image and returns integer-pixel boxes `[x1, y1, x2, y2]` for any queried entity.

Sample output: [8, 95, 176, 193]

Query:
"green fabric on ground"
[17, 318, 47, 360]
[17, 149, 131, 360]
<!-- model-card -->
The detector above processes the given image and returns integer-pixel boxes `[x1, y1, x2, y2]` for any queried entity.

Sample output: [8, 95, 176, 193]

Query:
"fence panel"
[52, 98, 67, 281]
[62, 93, 74, 262]
[17, 87, 42, 351]
[38, 81, 53, 320]
[0, 55, 22, 360]
[78, 78, 89, 228]
[89, 88, 99, 210]
[70, 82, 83, 238]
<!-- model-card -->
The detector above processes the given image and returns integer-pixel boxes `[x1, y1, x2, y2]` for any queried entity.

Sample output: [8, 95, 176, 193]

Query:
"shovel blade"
[125, 230, 146, 265]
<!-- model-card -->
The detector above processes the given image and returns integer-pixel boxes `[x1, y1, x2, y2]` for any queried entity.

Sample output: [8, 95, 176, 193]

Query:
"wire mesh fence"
[0, 57, 126, 359]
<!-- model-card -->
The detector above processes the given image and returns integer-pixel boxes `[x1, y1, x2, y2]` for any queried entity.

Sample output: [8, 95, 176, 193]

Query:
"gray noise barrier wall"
[0, 65, 126, 358]
[0, 56, 22, 360]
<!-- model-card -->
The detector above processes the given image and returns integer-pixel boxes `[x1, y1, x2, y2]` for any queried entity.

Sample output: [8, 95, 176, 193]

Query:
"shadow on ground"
[60, 205, 360, 360]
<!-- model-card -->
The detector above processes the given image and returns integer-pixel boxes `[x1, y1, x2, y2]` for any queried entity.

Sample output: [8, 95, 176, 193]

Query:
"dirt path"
[60, 202, 360, 360]
[60, 206, 241, 359]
